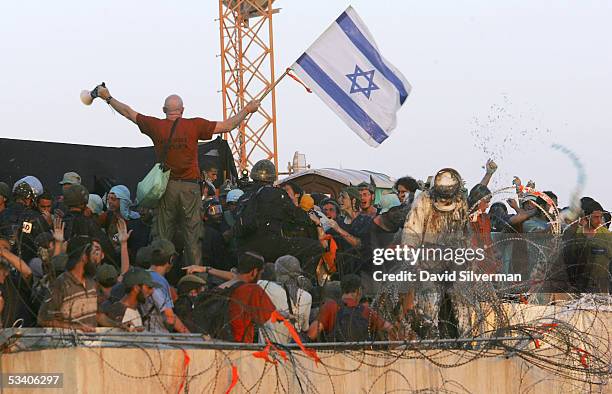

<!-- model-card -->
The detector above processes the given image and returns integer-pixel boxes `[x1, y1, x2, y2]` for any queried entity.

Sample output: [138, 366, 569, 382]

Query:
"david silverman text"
[373, 270, 522, 283]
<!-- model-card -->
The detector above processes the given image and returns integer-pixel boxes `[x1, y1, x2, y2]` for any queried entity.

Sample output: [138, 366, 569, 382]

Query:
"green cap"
[177, 274, 207, 295]
[135, 245, 152, 268]
[59, 172, 82, 186]
[149, 238, 176, 265]
[123, 268, 161, 288]
[63, 184, 89, 208]
[95, 264, 118, 283]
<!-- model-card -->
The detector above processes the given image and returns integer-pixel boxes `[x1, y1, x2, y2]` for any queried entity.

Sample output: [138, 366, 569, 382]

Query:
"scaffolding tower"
[218, 0, 279, 173]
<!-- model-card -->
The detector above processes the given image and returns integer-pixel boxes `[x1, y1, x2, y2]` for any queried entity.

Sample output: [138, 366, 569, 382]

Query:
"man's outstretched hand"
[245, 99, 260, 114]
[96, 85, 111, 101]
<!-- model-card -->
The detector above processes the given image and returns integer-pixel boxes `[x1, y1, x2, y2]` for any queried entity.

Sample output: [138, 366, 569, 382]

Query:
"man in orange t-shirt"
[95, 85, 259, 266]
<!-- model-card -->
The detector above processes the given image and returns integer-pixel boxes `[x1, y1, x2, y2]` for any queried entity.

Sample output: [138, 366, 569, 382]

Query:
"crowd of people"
[1, 85, 609, 344]
[0, 158, 609, 343]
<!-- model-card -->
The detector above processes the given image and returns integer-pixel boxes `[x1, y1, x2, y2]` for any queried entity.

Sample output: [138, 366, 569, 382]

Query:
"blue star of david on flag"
[346, 65, 379, 99]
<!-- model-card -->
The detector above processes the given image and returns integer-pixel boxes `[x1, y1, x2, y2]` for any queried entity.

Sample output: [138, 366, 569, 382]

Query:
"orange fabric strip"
[225, 365, 239, 394]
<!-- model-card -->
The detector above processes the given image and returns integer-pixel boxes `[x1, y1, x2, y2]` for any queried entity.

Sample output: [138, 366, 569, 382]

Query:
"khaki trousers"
[153, 180, 202, 266]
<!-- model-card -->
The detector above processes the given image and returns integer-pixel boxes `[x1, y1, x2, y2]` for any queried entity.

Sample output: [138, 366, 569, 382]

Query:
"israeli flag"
[292, 6, 411, 147]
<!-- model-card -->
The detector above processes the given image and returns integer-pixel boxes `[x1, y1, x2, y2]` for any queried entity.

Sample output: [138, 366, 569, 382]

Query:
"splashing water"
[471, 95, 552, 189]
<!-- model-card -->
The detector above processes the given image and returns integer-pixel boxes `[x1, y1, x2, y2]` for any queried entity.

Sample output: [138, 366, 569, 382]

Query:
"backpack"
[193, 281, 244, 341]
[233, 187, 264, 238]
[331, 301, 371, 342]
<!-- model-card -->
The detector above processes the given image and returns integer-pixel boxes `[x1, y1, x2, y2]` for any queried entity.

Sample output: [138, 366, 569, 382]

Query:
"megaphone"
[80, 82, 106, 105]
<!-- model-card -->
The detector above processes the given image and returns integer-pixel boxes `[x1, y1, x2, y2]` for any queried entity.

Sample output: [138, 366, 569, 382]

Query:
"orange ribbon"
[177, 349, 191, 393]
[252, 339, 288, 365]
[287, 68, 312, 93]
[225, 365, 239, 394]
[575, 348, 590, 368]
[270, 310, 320, 365]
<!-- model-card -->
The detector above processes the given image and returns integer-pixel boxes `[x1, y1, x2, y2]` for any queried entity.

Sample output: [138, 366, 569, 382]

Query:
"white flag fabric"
[292, 6, 411, 147]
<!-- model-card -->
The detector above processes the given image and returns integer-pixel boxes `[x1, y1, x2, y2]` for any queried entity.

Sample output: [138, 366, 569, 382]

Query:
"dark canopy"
[0, 136, 237, 197]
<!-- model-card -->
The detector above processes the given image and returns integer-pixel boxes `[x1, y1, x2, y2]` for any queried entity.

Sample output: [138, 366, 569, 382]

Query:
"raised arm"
[96, 86, 138, 124]
[116, 218, 132, 275]
[0, 245, 31, 280]
[213, 100, 260, 134]
[479, 159, 497, 187]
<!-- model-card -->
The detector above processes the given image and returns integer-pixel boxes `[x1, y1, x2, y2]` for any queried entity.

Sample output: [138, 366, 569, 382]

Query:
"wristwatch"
[105, 96, 113, 104]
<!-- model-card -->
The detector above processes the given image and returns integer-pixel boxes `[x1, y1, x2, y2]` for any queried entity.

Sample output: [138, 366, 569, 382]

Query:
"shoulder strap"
[282, 284, 294, 316]
[159, 118, 180, 169]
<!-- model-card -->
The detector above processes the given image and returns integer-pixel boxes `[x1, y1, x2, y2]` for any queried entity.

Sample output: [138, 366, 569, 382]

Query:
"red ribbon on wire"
[270, 310, 320, 365]
[225, 365, 239, 394]
[177, 349, 191, 394]
[575, 348, 590, 368]
[532, 322, 559, 350]
[252, 339, 288, 365]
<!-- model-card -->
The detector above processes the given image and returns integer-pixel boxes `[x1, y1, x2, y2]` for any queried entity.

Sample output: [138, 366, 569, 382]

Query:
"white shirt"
[257, 280, 312, 344]
[122, 307, 143, 328]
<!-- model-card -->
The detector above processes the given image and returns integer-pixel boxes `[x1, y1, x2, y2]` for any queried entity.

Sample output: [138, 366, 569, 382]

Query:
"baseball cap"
[122, 268, 161, 288]
[59, 172, 82, 186]
[177, 274, 207, 294]
[149, 238, 177, 265]
[63, 184, 89, 208]
[95, 264, 118, 283]
[135, 245, 152, 268]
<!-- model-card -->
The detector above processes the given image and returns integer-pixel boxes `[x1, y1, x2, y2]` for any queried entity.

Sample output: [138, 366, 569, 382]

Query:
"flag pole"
[258, 68, 291, 101]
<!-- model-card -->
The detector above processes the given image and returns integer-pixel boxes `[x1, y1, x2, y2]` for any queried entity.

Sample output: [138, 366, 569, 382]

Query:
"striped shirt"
[38, 271, 97, 327]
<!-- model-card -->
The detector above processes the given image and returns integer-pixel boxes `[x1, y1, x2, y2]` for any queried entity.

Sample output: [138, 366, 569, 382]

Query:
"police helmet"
[250, 160, 276, 183]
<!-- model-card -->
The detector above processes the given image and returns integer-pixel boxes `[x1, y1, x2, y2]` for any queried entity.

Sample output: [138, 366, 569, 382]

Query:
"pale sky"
[1, 1, 611, 208]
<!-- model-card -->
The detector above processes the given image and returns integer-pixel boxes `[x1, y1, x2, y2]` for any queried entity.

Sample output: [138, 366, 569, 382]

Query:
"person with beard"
[174, 274, 207, 332]
[38, 235, 104, 331]
[103, 268, 159, 331]
[357, 182, 378, 218]
[99, 185, 149, 265]
[201, 198, 231, 271]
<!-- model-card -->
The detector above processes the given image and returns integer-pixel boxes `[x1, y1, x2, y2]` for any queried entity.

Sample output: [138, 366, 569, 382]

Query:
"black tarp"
[0, 136, 237, 197]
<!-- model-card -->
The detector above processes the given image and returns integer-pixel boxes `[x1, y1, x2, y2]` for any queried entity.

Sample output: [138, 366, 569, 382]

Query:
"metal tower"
[218, 0, 279, 173]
